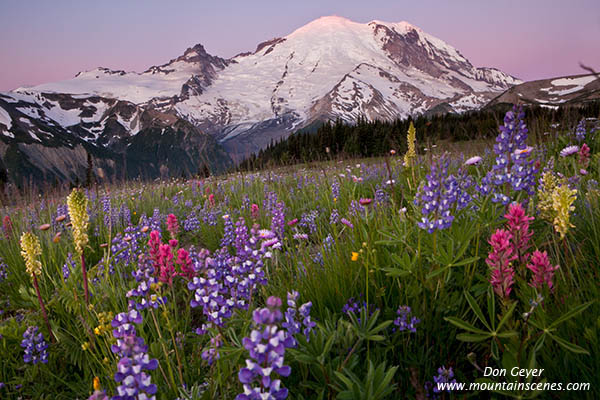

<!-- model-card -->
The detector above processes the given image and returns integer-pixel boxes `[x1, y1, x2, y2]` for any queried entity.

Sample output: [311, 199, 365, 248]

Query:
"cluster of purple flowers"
[20, 326, 49, 365]
[126, 256, 167, 311]
[0, 257, 7, 282]
[393, 306, 420, 333]
[282, 291, 315, 346]
[236, 296, 293, 400]
[270, 202, 286, 240]
[414, 155, 461, 233]
[188, 220, 280, 335]
[331, 181, 340, 200]
[221, 214, 235, 247]
[329, 209, 339, 225]
[299, 210, 319, 235]
[424, 366, 457, 397]
[183, 211, 201, 232]
[342, 296, 378, 321]
[575, 118, 586, 142]
[481, 106, 538, 204]
[62, 253, 76, 281]
[111, 310, 158, 399]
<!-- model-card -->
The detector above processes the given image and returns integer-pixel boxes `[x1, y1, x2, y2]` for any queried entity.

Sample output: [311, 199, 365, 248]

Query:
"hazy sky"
[1, 0, 599, 91]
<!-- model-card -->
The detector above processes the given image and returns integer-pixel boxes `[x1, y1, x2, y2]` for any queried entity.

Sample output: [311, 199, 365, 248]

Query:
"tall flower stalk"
[20, 232, 54, 342]
[67, 188, 90, 305]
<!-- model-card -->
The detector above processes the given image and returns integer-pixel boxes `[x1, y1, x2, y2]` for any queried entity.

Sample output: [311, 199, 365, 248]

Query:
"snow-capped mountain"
[0, 16, 522, 183]
[486, 73, 600, 109]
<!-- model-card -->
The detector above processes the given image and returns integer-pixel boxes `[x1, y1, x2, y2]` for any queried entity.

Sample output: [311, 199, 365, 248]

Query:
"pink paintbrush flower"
[527, 250, 559, 291]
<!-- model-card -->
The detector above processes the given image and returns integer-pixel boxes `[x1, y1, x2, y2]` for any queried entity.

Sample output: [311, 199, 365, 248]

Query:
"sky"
[1, 0, 599, 91]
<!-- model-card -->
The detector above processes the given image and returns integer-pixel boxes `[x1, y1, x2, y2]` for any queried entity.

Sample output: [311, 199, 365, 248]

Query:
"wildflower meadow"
[0, 107, 599, 399]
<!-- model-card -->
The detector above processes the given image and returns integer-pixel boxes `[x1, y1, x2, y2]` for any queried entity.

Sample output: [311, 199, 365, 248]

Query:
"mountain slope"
[1, 15, 523, 182]
[486, 74, 600, 108]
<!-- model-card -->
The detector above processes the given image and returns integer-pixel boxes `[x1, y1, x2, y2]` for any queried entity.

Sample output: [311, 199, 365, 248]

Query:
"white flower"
[560, 145, 579, 157]
[464, 156, 482, 165]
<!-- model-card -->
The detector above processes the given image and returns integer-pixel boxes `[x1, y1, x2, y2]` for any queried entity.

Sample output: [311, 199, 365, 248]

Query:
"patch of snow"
[0, 106, 12, 129]
[16, 106, 41, 119]
[2, 130, 15, 138]
[29, 131, 42, 142]
[551, 76, 596, 87]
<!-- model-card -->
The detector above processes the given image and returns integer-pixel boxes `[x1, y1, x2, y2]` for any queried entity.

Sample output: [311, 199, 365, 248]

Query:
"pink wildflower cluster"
[251, 204, 260, 220]
[166, 213, 179, 238]
[486, 229, 516, 298]
[147, 221, 197, 285]
[526, 250, 559, 291]
[486, 203, 559, 298]
[504, 203, 534, 264]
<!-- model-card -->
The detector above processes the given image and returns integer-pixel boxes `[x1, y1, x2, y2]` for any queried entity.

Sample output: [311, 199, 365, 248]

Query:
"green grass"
[0, 117, 599, 399]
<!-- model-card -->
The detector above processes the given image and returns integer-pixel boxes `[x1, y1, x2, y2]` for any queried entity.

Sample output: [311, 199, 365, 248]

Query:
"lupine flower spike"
[67, 188, 90, 304]
[20, 232, 54, 342]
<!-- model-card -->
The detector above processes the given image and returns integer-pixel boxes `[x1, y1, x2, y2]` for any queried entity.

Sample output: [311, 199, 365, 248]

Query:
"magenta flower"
[287, 218, 298, 226]
[148, 230, 161, 271]
[158, 243, 176, 285]
[486, 229, 516, 298]
[341, 218, 354, 229]
[527, 250, 559, 291]
[251, 203, 259, 220]
[166, 213, 179, 238]
[579, 143, 590, 166]
[176, 247, 194, 279]
[359, 198, 373, 206]
[504, 202, 533, 264]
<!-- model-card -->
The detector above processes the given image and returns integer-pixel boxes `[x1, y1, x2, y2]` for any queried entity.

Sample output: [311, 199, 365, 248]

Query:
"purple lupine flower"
[62, 253, 76, 281]
[393, 306, 420, 333]
[374, 186, 389, 206]
[414, 154, 458, 233]
[575, 118, 586, 142]
[0, 258, 8, 282]
[201, 334, 223, 365]
[331, 181, 340, 200]
[111, 310, 158, 399]
[21, 326, 49, 365]
[270, 202, 286, 240]
[101, 195, 111, 227]
[348, 200, 365, 217]
[183, 212, 201, 232]
[342, 296, 378, 322]
[126, 255, 166, 310]
[236, 296, 293, 400]
[188, 219, 277, 335]
[299, 210, 319, 235]
[329, 209, 339, 225]
[282, 291, 316, 346]
[485, 106, 538, 204]
[221, 214, 235, 247]
[323, 234, 334, 252]
[432, 366, 457, 393]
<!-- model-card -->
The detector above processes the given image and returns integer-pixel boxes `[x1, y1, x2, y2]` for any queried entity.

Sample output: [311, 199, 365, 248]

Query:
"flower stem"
[33, 274, 55, 343]
[81, 253, 90, 305]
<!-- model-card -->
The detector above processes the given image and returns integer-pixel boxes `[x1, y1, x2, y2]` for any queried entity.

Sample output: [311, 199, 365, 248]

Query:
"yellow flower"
[20, 232, 42, 277]
[351, 252, 359, 261]
[404, 121, 417, 167]
[93, 376, 101, 391]
[94, 326, 102, 335]
[552, 184, 577, 239]
[81, 342, 90, 351]
[67, 188, 89, 255]
[537, 171, 559, 221]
